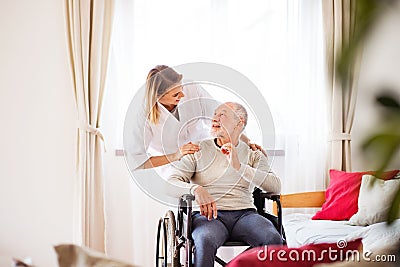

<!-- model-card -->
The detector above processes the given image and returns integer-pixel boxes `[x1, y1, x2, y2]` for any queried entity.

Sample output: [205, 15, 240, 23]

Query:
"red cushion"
[227, 239, 362, 267]
[312, 169, 399, 220]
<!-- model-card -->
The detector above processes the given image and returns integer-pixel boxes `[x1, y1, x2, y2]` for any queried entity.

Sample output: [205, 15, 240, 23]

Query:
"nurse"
[125, 65, 263, 173]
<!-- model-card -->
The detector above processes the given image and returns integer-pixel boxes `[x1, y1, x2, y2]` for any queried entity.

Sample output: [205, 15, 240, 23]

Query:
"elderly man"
[168, 102, 282, 267]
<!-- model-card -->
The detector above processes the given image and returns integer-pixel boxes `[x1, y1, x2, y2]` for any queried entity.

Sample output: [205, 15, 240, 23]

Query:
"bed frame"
[273, 191, 326, 215]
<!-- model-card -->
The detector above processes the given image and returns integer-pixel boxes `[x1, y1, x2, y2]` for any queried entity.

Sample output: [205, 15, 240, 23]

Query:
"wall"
[352, 2, 400, 171]
[0, 0, 75, 266]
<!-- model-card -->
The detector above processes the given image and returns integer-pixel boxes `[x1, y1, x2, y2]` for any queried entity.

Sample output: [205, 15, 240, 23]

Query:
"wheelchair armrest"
[179, 194, 195, 202]
[260, 192, 280, 202]
[253, 189, 281, 213]
[178, 194, 195, 209]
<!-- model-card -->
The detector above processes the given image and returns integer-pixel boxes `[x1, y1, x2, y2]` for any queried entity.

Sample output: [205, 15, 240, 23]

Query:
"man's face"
[210, 104, 240, 138]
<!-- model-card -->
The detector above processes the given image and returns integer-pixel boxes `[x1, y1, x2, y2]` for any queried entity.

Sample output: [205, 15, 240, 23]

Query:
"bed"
[275, 190, 400, 253]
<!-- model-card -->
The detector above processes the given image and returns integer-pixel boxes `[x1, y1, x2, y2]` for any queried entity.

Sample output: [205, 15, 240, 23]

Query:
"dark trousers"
[191, 209, 283, 267]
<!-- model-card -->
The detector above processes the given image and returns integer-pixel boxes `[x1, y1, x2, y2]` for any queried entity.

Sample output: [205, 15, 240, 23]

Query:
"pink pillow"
[312, 169, 399, 220]
[227, 239, 362, 267]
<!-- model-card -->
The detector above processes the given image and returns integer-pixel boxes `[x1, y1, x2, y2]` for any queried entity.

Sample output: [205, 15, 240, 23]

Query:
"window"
[103, 0, 327, 193]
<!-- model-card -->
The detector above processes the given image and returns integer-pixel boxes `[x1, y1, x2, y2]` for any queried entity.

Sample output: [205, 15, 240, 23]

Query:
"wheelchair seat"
[156, 188, 285, 267]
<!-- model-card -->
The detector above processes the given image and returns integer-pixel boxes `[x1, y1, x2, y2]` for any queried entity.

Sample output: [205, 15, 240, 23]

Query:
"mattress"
[283, 213, 400, 253]
[283, 213, 363, 247]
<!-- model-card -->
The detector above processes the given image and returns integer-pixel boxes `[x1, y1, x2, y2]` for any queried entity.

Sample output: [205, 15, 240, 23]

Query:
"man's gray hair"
[226, 102, 248, 128]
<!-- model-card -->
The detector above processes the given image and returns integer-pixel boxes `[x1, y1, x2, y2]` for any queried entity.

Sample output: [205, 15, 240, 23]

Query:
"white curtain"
[66, 0, 115, 252]
[323, 0, 360, 172]
[281, 0, 328, 193]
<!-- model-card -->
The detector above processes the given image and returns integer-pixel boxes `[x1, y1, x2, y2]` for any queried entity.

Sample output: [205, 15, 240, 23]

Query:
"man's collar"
[214, 138, 240, 148]
[214, 138, 221, 148]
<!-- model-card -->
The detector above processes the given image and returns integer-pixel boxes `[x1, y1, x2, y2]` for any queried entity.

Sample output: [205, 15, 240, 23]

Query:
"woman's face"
[158, 84, 185, 109]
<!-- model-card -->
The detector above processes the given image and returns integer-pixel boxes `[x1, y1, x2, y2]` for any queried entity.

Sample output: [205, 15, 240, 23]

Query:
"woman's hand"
[174, 142, 200, 161]
[248, 142, 268, 157]
[194, 186, 217, 220]
[220, 143, 241, 170]
[240, 134, 268, 157]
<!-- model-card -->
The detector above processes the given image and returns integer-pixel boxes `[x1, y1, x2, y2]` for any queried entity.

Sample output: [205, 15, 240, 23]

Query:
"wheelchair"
[155, 188, 285, 267]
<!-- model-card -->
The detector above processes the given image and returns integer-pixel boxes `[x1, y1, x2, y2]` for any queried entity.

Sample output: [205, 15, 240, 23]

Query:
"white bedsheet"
[283, 213, 400, 253]
[283, 213, 363, 247]
[343, 219, 400, 252]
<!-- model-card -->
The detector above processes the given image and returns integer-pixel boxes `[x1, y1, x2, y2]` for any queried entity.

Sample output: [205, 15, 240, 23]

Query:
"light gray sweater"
[167, 139, 281, 210]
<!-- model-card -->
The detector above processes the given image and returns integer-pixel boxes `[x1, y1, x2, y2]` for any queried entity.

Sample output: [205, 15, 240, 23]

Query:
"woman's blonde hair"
[145, 65, 183, 124]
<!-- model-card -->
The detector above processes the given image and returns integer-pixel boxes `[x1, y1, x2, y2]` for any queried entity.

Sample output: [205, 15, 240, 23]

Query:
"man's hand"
[194, 186, 217, 220]
[220, 143, 241, 170]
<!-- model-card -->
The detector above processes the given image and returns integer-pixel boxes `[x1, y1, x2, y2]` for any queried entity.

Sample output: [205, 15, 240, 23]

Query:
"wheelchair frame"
[156, 188, 284, 267]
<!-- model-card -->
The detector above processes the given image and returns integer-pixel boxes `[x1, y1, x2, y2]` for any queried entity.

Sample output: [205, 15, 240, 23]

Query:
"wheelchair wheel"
[156, 210, 180, 267]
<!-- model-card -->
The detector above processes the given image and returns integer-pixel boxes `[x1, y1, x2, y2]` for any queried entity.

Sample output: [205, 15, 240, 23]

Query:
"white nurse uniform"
[124, 83, 219, 178]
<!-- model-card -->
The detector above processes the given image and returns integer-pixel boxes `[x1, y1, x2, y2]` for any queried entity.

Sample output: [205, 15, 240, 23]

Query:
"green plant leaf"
[377, 94, 400, 109]
[337, 0, 400, 225]
[337, 0, 379, 81]
[362, 132, 400, 172]
[337, 0, 396, 82]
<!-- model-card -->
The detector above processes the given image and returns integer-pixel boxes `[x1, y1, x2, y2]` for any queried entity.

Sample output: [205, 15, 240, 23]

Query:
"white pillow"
[348, 174, 400, 226]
